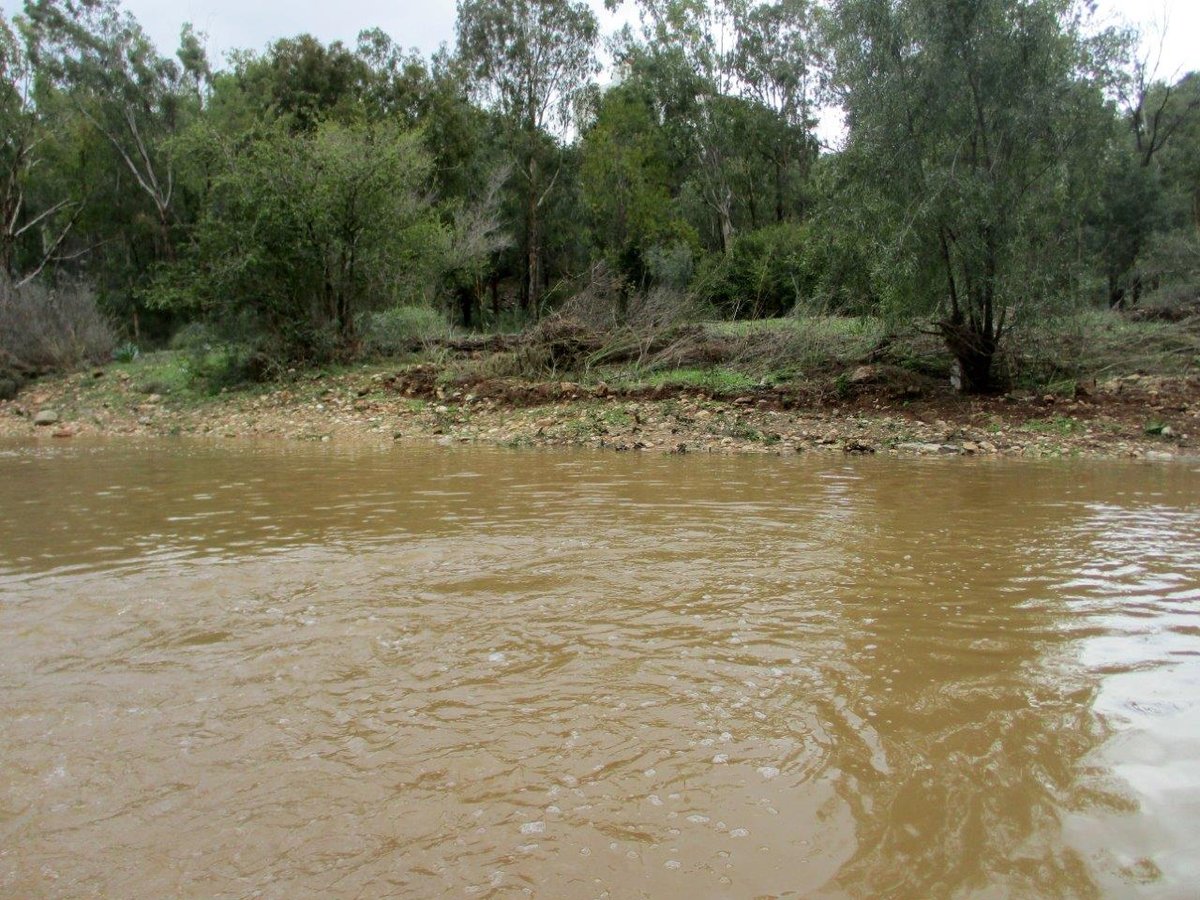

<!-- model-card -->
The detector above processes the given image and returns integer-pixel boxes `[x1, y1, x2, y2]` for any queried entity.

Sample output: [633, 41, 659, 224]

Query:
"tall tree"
[731, 0, 824, 222]
[0, 13, 82, 283]
[22, 0, 208, 262]
[832, 0, 1115, 392]
[456, 0, 599, 314]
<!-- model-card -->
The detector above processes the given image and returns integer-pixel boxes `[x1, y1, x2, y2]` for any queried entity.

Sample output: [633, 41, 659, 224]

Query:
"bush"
[693, 223, 817, 319]
[113, 342, 140, 363]
[361, 305, 452, 355]
[0, 278, 115, 373]
[168, 321, 221, 353]
[187, 343, 281, 394]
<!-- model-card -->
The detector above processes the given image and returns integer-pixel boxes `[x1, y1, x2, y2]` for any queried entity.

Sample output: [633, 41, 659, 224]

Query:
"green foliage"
[146, 120, 442, 361]
[361, 306, 453, 355]
[2, 0, 1197, 386]
[693, 222, 816, 318]
[112, 342, 139, 363]
[832, 0, 1120, 391]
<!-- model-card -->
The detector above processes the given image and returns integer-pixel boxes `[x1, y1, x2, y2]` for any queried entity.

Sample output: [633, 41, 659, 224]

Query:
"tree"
[832, 0, 1115, 392]
[0, 13, 82, 283]
[456, 0, 599, 314]
[151, 121, 440, 359]
[580, 80, 686, 282]
[731, 0, 824, 222]
[22, 0, 208, 262]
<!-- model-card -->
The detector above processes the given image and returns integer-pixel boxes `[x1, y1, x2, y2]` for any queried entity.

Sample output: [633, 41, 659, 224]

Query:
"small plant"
[1021, 415, 1081, 436]
[601, 407, 633, 427]
[113, 342, 140, 363]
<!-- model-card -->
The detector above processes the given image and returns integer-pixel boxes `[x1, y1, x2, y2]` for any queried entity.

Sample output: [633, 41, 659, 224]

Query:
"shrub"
[693, 223, 817, 319]
[0, 278, 115, 373]
[168, 321, 221, 353]
[113, 342, 140, 363]
[361, 305, 452, 355]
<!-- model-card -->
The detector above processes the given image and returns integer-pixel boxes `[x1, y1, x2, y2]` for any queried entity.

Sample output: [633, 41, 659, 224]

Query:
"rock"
[843, 441, 876, 455]
[897, 442, 944, 455]
[33, 409, 59, 426]
[1144, 450, 1175, 462]
[849, 365, 878, 385]
[962, 441, 981, 454]
[594, 382, 610, 398]
[1161, 425, 1177, 438]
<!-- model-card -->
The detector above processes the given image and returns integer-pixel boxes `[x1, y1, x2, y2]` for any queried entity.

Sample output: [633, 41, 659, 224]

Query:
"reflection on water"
[1, 440, 1198, 897]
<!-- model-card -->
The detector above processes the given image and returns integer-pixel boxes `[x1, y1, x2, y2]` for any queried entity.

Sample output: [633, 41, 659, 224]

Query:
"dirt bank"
[2, 360, 1197, 461]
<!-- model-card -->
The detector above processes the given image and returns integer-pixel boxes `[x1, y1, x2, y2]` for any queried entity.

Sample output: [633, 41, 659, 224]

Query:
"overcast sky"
[2, 0, 1196, 81]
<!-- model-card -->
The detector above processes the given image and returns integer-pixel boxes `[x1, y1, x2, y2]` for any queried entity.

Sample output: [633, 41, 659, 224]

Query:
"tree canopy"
[1, 0, 1196, 389]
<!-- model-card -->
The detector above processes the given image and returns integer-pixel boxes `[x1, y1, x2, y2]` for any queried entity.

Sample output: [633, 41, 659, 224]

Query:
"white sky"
[2, 0, 1196, 82]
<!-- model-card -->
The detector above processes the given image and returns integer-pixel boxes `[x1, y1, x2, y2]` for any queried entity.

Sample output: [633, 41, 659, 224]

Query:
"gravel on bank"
[2, 365, 1196, 462]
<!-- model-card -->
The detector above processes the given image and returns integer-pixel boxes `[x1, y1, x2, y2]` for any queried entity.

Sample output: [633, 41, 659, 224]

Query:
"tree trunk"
[717, 195, 735, 254]
[459, 284, 475, 330]
[774, 158, 785, 224]
[940, 317, 997, 394]
[1108, 272, 1126, 310]
[526, 155, 541, 318]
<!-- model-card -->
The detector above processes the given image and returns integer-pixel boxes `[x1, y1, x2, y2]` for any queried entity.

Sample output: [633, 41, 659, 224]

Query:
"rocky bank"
[1, 364, 1197, 461]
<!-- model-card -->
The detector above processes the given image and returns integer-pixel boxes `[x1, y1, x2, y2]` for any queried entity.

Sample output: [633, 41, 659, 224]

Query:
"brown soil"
[2, 364, 1197, 461]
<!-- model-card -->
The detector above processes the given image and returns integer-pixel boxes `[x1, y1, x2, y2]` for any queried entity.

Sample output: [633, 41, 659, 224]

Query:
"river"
[1, 441, 1198, 898]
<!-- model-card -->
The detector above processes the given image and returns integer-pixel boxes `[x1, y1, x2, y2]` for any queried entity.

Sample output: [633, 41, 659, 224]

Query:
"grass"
[1010, 308, 1200, 384]
[37, 306, 1197, 424]
[620, 367, 760, 395]
[1019, 415, 1085, 437]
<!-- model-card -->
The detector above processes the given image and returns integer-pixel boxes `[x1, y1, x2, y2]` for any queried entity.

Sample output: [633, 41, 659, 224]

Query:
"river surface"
[1, 441, 1199, 899]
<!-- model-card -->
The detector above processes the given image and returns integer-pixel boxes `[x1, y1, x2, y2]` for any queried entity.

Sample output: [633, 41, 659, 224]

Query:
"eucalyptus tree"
[455, 0, 599, 313]
[832, 0, 1116, 392]
[0, 14, 81, 283]
[731, 0, 824, 221]
[608, 0, 825, 248]
[611, 0, 742, 251]
[21, 0, 208, 263]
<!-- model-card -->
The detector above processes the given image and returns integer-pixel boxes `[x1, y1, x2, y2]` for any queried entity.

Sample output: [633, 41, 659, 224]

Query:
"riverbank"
[2, 351, 1197, 460]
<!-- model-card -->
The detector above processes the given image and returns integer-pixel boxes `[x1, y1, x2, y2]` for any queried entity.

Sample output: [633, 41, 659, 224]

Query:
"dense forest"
[1, 0, 1197, 393]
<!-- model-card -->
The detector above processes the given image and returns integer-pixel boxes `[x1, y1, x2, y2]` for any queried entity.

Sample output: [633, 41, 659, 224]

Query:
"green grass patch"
[1020, 415, 1084, 436]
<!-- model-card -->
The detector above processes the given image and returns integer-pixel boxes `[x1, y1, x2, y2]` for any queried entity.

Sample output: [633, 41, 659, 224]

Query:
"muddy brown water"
[1, 441, 1198, 899]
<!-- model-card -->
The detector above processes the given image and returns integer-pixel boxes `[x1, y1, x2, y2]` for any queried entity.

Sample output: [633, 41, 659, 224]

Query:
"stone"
[843, 441, 876, 455]
[897, 442, 944, 455]
[849, 365, 878, 385]
[1144, 450, 1175, 462]
[33, 409, 59, 426]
